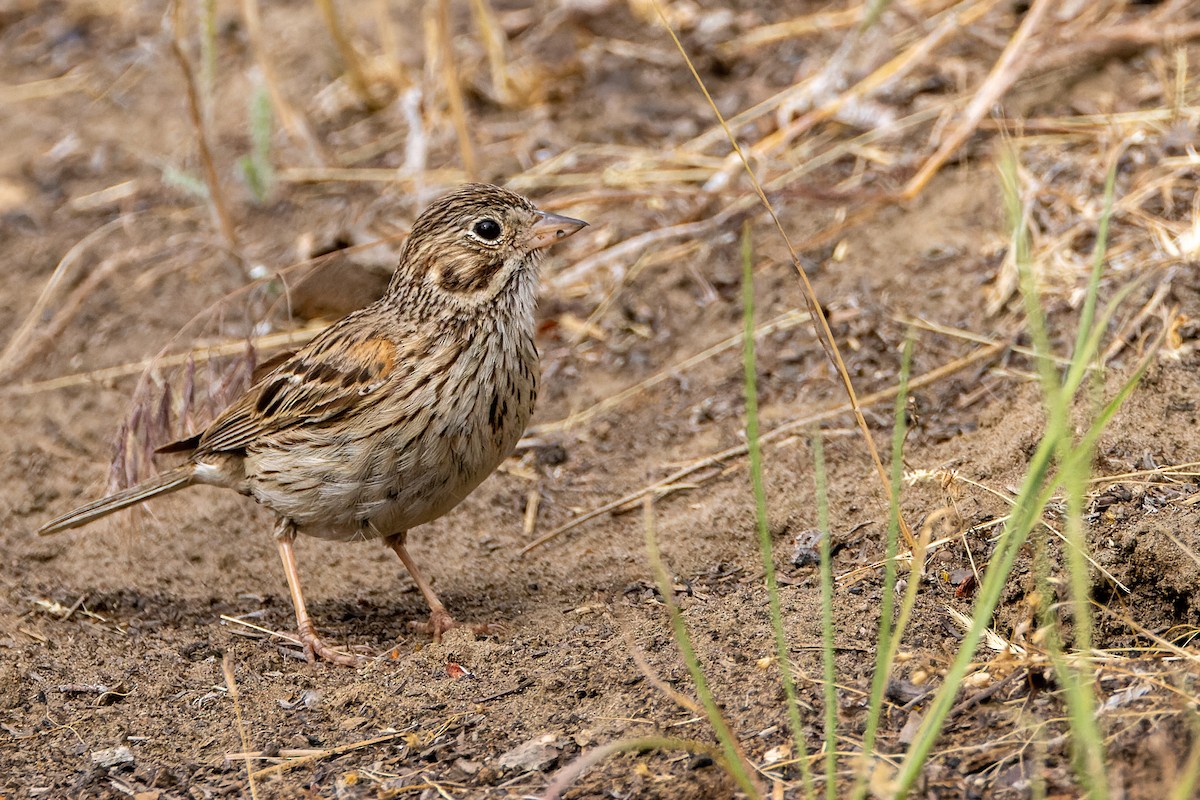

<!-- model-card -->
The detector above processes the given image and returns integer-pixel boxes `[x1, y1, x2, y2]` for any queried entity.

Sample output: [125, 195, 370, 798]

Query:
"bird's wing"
[251, 346, 302, 383]
[197, 316, 403, 454]
[155, 346, 306, 455]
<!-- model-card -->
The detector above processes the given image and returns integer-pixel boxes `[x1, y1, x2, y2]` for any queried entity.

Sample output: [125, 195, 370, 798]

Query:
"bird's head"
[393, 183, 587, 312]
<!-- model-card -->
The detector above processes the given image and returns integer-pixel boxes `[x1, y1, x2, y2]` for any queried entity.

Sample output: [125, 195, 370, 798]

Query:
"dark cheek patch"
[439, 255, 504, 293]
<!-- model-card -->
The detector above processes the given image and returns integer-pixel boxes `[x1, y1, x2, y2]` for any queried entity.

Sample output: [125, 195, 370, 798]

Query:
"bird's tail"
[38, 466, 195, 536]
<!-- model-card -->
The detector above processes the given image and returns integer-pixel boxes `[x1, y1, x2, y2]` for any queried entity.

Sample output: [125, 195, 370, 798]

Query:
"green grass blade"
[850, 335, 913, 800]
[1068, 343, 1156, 466]
[643, 498, 762, 800]
[862, 0, 893, 30]
[812, 433, 838, 800]
[238, 83, 276, 204]
[1064, 155, 1118, 395]
[199, 0, 217, 116]
[1032, 155, 1118, 800]
[896, 157, 1067, 794]
[1035, 407, 1108, 799]
[894, 428, 1058, 797]
[895, 147, 1145, 798]
[1169, 709, 1200, 800]
[163, 166, 210, 199]
[878, 337, 924, 670]
[1000, 147, 1061, 411]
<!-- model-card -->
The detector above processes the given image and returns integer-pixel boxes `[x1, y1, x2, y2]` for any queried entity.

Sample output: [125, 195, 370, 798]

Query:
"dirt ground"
[3, 1, 1200, 798]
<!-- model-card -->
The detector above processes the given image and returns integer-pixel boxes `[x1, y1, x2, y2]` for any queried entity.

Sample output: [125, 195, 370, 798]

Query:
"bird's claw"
[296, 623, 363, 667]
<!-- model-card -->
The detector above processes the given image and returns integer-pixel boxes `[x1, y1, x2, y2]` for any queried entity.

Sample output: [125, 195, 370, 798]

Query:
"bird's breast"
[246, 329, 538, 541]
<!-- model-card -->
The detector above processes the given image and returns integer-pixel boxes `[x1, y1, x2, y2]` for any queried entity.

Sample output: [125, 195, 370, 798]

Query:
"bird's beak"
[529, 210, 588, 250]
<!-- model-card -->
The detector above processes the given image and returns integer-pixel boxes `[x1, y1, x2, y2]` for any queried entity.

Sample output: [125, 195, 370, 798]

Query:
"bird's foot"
[409, 610, 500, 642]
[296, 622, 362, 667]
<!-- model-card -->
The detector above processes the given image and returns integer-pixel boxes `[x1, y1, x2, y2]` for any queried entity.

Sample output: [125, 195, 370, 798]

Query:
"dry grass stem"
[522, 487, 540, 536]
[1101, 278, 1176, 363]
[764, 0, 1007, 163]
[653, 0, 917, 548]
[278, 166, 465, 184]
[169, 0, 240, 255]
[467, 0, 515, 106]
[250, 729, 418, 778]
[9, 325, 325, 396]
[550, 204, 743, 289]
[532, 307, 819, 435]
[623, 629, 705, 717]
[219, 614, 304, 647]
[221, 654, 259, 800]
[522, 340, 1006, 553]
[434, 0, 478, 178]
[239, 0, 327, 165]
[0, 216, 130, 381]
[313, 0, 379, 109]
[0, 70, 87, 102]
[9, 243, 185, 380]
[902, 0, 1054, 199]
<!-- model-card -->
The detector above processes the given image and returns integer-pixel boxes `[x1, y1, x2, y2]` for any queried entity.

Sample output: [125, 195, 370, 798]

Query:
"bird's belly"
[244, 385, 532, 542]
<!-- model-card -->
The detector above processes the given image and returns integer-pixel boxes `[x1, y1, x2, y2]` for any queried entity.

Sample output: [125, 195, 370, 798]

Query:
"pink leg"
[275, 521, 360, 666]
[385, 532, 494, 641]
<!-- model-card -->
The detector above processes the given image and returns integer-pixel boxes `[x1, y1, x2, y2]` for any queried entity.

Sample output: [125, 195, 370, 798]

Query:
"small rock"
[91, 745, 133, 768]
[454, 757, 481, 775]
[790, 529, 826, 567]
[898, 711, 924, 745]
[762, 744, 790, 765]
[496, 734, 563, 773]
[277, 688, 322, 710]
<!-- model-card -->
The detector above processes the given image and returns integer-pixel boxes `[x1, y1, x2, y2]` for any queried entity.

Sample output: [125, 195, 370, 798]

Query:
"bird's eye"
[472, 219, 502, 241]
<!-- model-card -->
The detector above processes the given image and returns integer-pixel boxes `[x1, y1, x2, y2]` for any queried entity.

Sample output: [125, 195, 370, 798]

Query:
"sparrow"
[38, 183, 588, 665]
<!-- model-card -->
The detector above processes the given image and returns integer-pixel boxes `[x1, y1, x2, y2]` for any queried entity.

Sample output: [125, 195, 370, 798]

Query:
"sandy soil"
[2, 1, 1199, 798]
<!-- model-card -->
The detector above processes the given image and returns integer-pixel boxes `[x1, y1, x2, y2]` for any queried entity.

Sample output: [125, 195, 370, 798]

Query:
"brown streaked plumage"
[38, 184, 588, 666]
